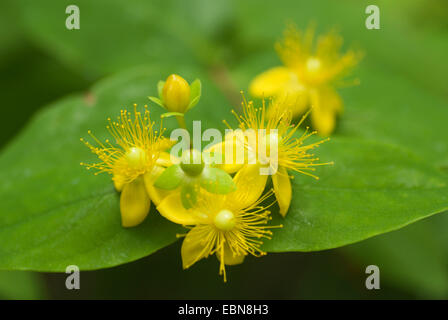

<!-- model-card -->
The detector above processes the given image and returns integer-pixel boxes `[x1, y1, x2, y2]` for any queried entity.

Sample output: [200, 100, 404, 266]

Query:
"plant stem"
[176, 115, 187, 130]
[176, 115, 193, 148]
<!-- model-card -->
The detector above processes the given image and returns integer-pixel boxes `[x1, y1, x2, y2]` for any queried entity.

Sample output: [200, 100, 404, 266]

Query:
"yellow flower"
[156, 165, 279, 281]
[249, 25, 362, 136]
[207, 97, 332, 217]
[81, 104, 172, 227]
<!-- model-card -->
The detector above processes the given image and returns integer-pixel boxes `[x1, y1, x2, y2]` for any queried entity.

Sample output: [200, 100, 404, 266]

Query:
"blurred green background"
[0, 0, 447, 299]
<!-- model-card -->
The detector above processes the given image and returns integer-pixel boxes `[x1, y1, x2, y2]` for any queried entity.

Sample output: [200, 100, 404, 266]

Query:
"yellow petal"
[144, 153, 180, 206]
[143, 166, 172, 206]
[204, 131, 246, 173]
[113, 176, 125, 192]
[155, 151, 175, 167]
[310, 88, 338, 136]
[228, 164, 268, 209]
[120, 177, 151, 227]
[156, 193, 200, 225]
[155, 137, 177, 152]
[320, 86, 343, 113]
[272, 167, 292, 217]
[112, 157, 127, 192]
[274, 86, 309, 118]
[250, 67, 296, 97]
[311, 106, 336, 136]
[216, 243, 245, 266]
[181, 226, 213, 269]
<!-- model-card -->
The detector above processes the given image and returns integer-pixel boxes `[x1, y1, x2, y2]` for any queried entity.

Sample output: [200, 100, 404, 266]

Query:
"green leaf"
[264, 138, 448, 252]
[0, 271, 46, 299]
[13, 0, 204, 77]
[343, 212, 448, 299]
[339, 62, 448, 169]
[187, 79, 202, 111]
[1, 66, 447, 272]
[0, 1, 24, 60]
[154, 164, 183, 190]
[200, 167, 236, 194]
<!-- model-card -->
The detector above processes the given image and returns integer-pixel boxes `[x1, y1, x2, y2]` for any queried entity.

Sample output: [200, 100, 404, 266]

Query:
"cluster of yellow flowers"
[81, 26, 359, 281]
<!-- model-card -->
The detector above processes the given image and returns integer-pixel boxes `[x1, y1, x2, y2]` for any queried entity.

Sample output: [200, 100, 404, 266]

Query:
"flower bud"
[162, 74, 191, 113]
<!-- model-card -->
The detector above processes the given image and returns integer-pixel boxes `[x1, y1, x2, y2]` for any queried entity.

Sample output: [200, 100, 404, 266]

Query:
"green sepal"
[157, 80, 165, 100]
[161, 112, 185, 118]
[153, 164, 183, 190]
[181, 182, 198, 209]
[187, 79, 201, 111]
[148, 80, 167, 109]
[200, 167, 236, 194]
[148, 96, 165, 109]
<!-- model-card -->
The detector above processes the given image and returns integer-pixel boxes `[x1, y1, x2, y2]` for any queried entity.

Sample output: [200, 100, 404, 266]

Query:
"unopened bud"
[162, 74, 191, 113]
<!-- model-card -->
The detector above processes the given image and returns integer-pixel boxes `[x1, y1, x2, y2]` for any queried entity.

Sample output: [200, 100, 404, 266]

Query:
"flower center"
[214, 209, 236, 231]
[180, 149, 205, 176]
[306, 57, 322, 74]
[125, 147, 146, 169]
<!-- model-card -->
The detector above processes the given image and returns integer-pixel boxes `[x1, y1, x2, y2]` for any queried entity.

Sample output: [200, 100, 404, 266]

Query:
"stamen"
[81, 105, 164, 184]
